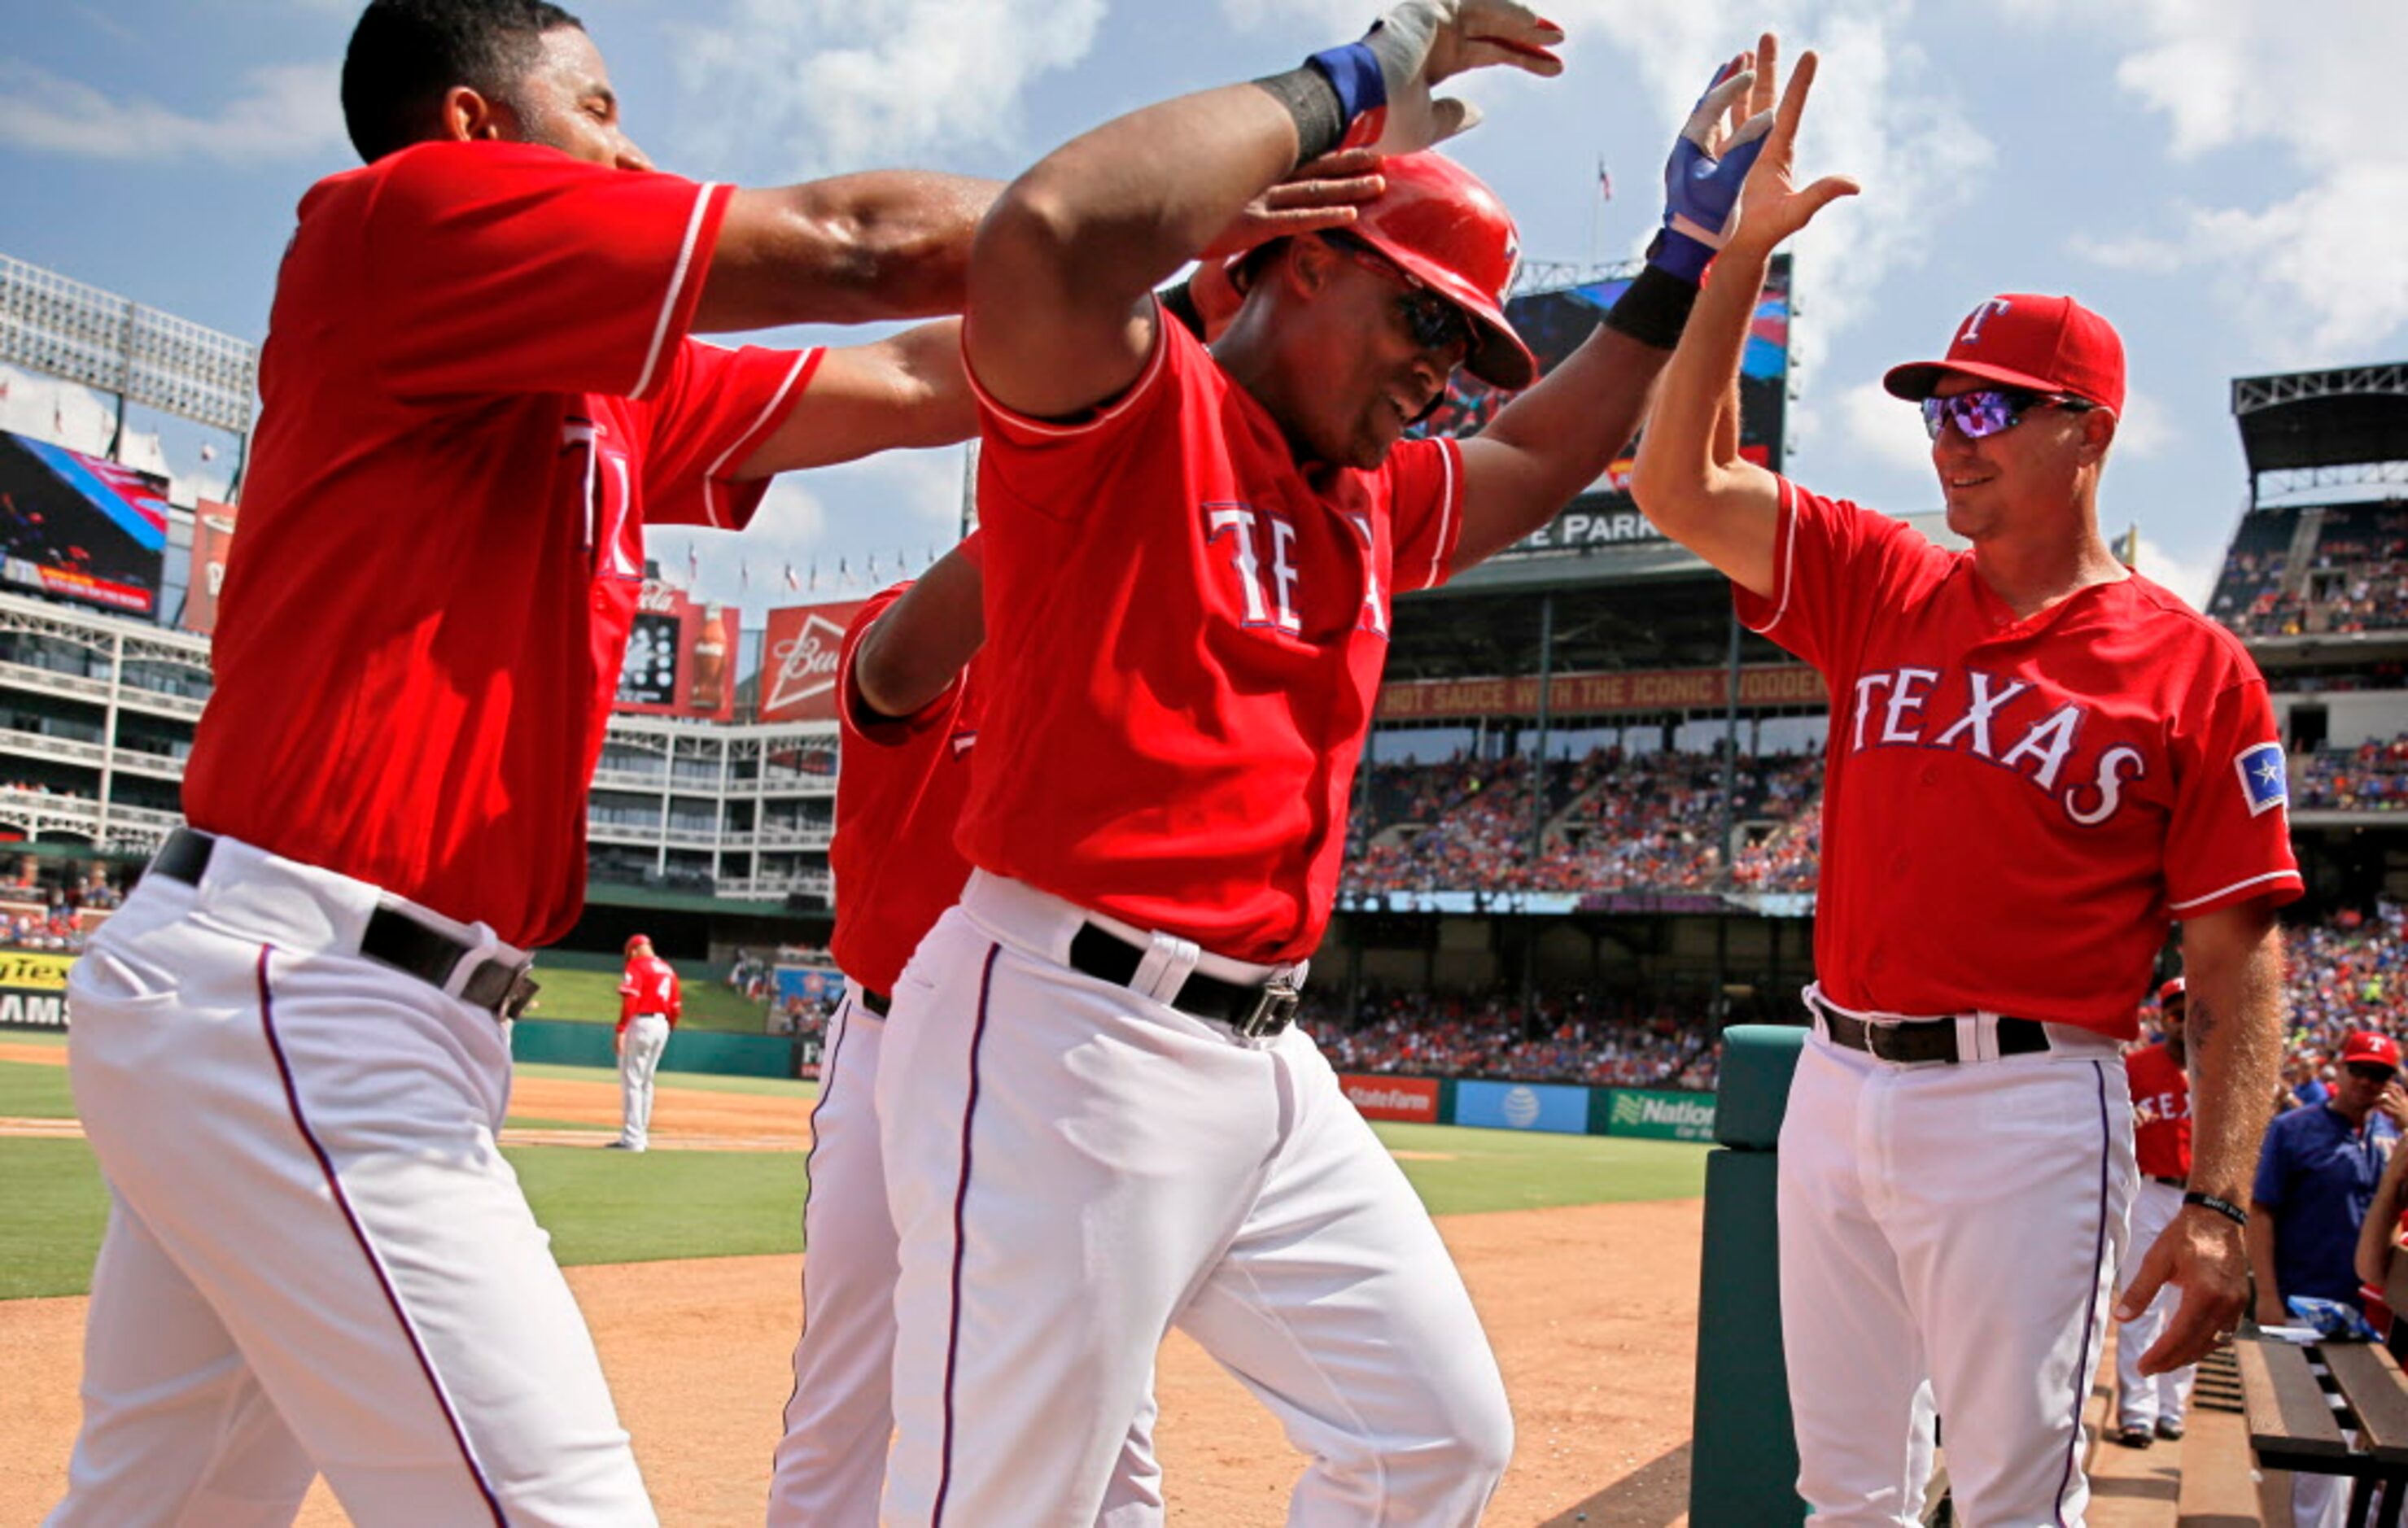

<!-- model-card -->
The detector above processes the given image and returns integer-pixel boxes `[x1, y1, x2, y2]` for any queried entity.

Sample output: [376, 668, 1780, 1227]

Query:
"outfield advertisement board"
[1337, 1074, 1440, 1123]
[1452, 1079, 1590, 1134]
[1602, 1088, 1717, 1142]
[0, 947, 73, 1028]
[758, 599, 870, 723]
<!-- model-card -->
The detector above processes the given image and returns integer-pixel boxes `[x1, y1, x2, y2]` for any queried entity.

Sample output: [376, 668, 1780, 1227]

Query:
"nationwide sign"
[1375, 662, 1828, 723]
[1604, 1088, 1717, 1142]
[758, 599, 867, 723]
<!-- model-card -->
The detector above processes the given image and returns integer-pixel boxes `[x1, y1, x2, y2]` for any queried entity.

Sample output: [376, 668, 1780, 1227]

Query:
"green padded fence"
[1689, 1024, 1808, 1527]
[508, 1018, 798, 1079]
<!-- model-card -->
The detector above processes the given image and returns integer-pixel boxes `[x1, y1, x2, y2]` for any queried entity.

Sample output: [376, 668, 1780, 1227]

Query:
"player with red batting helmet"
[1632, 37, 2297, 1524]
[872, 3, 1784, 1519]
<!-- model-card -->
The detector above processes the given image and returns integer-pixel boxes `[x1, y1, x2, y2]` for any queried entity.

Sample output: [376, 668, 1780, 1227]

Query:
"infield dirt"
[1, 1047, 1703, 1524]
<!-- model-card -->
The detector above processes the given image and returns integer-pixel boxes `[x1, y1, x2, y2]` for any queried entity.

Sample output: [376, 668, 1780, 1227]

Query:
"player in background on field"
[612, 934, 680, 1152]
[875, 5, 1790, 1518]
[2115, 977, 2198, 1448]
[1630, 40, 2297, 1525]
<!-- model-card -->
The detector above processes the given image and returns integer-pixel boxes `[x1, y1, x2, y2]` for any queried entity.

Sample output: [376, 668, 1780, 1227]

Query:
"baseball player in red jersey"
[873, 7, 1788, 1520]
[45, 0, 1019, 1521]
[2115, 977, 2197, 1447]
[1632, 53, 2299, 1525]
[613, 934, 681, 1151]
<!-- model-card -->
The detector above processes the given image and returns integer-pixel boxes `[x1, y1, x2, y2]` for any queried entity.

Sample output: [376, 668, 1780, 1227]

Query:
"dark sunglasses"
[1920, 386, 2098, 442]
[2346, 1061, 2397, 1083]
[1321, 233, 1478, 360]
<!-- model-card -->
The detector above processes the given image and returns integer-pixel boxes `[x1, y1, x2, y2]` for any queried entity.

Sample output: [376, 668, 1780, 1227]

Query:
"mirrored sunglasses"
[1322, 233, 1478, 360]
[1920, 386, 2096, 442]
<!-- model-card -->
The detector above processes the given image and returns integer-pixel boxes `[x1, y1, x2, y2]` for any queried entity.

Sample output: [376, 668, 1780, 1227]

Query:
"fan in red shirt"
[2113, 978, 2199, 1448]
[610, 935, 682, 1152]
[52, 2, 1006, 1523]
[1631, 55, 2295, 1524]
[872, 10, 1785, 1521]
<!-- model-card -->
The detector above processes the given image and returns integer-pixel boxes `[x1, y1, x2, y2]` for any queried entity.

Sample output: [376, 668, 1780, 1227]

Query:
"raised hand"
[1320, 0, 1565, 155]
[1727, 47, 1860, 255]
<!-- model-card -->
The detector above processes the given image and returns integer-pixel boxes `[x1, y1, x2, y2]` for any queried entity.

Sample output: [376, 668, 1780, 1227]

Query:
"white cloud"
[2113, 386, 2170, 460]
[657, 443, 970, 613]
[2064, 1, 2408, 359]
[1521, 2, 1995, 348]
[0, 60, 341, 164]
[2128, 533, 2218, 612]
[2064, 232, 2186, 274]
[1837, 379, 1930, 474]
[669, 0, 1106, 177]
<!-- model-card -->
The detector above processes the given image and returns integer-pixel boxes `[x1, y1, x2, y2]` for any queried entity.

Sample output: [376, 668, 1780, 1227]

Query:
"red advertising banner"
[614, 580, 737, 721]
[758, 599, 869, 723]
[182, 498, 238, 635]
[1375, 662, 1829, 723]
[1339, 1074, 1441, 1123]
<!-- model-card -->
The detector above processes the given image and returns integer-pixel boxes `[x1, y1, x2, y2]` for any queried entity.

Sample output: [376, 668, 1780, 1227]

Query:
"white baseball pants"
[50, 834, 653, 1527]
[618, 1014, 671, 1150]
[2113, 1177, 2197, 1434]
[768, 983, 1164, 1526]
[1779, 1021, 2135, 1528]
[876, 872, 1511, 1527]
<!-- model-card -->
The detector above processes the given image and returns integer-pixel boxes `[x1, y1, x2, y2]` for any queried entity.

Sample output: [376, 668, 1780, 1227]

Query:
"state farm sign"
[759, 600, 867, 723]
[1338, 1074, 1440, 1124]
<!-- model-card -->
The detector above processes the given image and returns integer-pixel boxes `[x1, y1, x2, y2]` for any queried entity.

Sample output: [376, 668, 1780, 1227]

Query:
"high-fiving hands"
[1316, 0, 1565, 156]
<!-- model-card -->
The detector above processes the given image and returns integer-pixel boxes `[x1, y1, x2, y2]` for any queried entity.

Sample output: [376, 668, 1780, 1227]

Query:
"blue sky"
[2, 0, 2400, 625]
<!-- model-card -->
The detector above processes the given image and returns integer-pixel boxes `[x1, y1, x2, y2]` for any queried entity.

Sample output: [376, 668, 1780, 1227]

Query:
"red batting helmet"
[1344, 152, 1535, 392]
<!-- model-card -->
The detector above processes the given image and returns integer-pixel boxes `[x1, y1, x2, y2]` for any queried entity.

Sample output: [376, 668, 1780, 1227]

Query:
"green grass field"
[0, 1054, 1707, 1300]
[518, 966, 771, 1033]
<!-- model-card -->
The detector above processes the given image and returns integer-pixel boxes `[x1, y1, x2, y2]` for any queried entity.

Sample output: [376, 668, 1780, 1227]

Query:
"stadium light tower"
[0, 253, 257, 484]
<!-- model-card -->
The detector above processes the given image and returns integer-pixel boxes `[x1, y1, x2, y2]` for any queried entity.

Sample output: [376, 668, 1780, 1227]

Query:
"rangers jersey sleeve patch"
[2235, 740, 2289, 816]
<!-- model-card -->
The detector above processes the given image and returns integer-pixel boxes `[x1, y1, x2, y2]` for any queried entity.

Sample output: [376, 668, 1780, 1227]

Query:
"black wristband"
[1251, 65, 1348, 166]
[1158, 277, 1205, 341]
[1602, 259, 1702, 351]
[2183, 1190, 2249, 1229]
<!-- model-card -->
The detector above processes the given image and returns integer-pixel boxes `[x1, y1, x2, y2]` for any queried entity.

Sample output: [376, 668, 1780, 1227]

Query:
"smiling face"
[1248, 236, 1472, 471]
[1927, 373, 2114, 544]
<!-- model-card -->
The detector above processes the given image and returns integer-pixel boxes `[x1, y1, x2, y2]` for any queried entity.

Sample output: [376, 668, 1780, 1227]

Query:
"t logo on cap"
[1958, 298, 2012, 345]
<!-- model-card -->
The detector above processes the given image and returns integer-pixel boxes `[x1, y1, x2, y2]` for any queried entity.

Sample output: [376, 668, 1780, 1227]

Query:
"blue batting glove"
[1653, 61, 1769, 282]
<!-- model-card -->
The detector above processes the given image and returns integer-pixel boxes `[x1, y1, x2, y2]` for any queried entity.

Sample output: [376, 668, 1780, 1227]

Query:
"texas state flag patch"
[2235, 741, 2288, 817]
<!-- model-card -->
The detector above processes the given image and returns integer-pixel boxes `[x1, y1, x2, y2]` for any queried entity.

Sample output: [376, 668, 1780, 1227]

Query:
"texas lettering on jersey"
[1843, 665, 2150, 827]
[2133, 1085, 2190, 1128]
[1202, 504, 1393, 640]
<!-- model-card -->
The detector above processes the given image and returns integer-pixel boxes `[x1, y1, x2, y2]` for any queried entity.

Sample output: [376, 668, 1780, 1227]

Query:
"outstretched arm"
[697, 172, 1001, 331]
[1628, 46, 1856, 598]
[967, 1, 1562, 421]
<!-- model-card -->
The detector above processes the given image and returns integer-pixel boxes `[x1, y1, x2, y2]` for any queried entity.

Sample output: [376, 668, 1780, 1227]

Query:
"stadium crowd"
[1306, 984, 1730, 1092]
[2296, 733, 2408, 812]
[1343, 745, 1824, 897]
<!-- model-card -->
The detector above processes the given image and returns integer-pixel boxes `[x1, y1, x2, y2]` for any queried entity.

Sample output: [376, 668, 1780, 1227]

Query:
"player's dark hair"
[342, 0, 585, 164]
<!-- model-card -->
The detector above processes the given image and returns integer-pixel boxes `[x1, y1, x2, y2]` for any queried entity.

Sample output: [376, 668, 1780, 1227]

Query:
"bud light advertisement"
[758, 599, 867, 723]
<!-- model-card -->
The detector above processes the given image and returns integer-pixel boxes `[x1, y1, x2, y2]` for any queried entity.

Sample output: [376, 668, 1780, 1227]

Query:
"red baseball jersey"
[617, 954, 682, 1031]
[182, 141, 821, 948]
[828, 583, 985, 996]
[2126, 1040, 2192, 1179]
[1738, 479, 2302, 1036]
[958, 315, 1464, 963]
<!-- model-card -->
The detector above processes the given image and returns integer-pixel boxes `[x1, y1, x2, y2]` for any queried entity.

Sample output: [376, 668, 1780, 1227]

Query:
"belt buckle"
[500, 968, 540, 1022]
[1233, 970, 1303, 1039]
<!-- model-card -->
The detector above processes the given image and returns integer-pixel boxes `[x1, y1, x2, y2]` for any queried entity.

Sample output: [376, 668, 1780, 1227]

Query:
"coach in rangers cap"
[1633, 51, 2300, 1523]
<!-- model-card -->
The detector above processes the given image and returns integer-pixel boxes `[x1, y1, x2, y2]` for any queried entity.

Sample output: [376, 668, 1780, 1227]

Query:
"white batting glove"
[1312, 0, 1565, 155]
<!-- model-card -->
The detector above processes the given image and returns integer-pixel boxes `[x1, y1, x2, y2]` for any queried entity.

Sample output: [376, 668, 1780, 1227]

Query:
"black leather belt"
[2151, 1174, 2186, 1190]
[859, 988, 892, 1017]
[150, 829, 540, 1021]
[1813, 998, 2049, 1065]
[1068, 923, 1301, 1038]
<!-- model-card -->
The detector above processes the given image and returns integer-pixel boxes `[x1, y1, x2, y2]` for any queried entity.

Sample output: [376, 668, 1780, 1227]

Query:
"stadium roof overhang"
[1431, 509, 1963, 596]
[2232, 365, 2408, 487]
